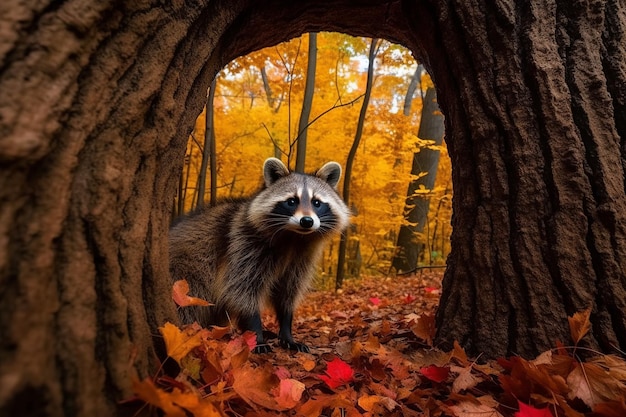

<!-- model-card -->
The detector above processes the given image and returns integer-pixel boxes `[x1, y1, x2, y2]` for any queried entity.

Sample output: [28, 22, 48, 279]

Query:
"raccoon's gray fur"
[169, 158, 350, 353]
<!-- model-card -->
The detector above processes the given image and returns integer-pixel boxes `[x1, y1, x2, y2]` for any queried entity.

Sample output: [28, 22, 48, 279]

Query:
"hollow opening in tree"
[174, 32, 452, 288]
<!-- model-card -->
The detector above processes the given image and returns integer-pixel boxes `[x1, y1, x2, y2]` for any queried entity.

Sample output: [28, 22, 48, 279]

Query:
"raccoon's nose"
[300, 216, 314, 228]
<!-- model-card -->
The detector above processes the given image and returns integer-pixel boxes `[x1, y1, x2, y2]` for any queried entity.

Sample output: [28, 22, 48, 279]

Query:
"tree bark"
[409, 0, 626, 359]
[1, 0, 625, 414]
[392, 86, 445, 272]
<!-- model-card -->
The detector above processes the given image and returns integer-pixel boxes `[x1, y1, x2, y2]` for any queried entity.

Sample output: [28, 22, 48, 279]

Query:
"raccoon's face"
[271, 183, 337, 234]
[248, 158, 350, 237]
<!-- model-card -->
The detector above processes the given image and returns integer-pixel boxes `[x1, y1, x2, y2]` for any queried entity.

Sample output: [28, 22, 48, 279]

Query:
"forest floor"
[131, 271, 626, 417]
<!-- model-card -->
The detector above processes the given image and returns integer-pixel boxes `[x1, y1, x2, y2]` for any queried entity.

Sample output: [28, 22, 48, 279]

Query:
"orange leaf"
[172, 279, 211, 307]
[272, 378, 305, 409]
[568, 307, 591, 344]
[159, 322, 203, 364]
[451, 340, 469, 366]
[358, 394, 399, 412]
[132, 378, 221, 417]
[232, 363, 282, 410]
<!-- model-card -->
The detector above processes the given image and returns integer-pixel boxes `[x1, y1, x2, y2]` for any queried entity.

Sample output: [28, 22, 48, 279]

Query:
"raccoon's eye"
[312, 199, 321, 208]
[286, 198, 297, 207]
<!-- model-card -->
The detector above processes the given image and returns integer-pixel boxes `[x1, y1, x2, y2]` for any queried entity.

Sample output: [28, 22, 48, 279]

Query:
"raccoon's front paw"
[252, 343, 273, 354]
[279, 339, 310, 353]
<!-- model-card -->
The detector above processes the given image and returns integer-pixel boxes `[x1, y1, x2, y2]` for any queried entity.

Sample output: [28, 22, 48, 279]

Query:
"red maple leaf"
[420, 365, 450, 383]
[369, 296, 381, 305]
[318, 357, 354, 389]
[515, 401, 553, 417]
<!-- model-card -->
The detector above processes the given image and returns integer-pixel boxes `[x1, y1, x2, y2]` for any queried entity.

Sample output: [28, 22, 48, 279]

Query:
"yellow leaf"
[159, 322, 203, 364]
[132, 378, 222, 417]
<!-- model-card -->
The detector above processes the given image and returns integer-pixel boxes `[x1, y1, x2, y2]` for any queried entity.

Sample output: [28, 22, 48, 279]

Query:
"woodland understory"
[129, 272, 626, 417]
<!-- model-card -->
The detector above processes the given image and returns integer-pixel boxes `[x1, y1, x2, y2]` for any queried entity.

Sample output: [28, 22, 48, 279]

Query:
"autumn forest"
[3, 1, 626, 417]
[176, 33, 451, 286]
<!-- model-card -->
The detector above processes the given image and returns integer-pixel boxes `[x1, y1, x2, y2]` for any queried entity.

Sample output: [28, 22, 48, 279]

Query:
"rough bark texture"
[1, 0, 625, 415]
[415, 0, 626, 359]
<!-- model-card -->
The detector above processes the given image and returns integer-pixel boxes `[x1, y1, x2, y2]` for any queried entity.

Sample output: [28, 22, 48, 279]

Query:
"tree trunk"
[0, 2, 245, 415]
[403, 65, 422, 116]
[410, 1, 626, 359]
[2, 0, 625, 414]
[392, 86, 445, 273]
[336, 38, 378, 290]
[295, 32, 317, 172]
[197, 78, 217, 209]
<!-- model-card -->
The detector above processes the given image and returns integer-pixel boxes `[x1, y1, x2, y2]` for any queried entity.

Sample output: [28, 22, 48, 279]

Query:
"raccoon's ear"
[263, 157, 290, 186]
[316, 162, 342, 189]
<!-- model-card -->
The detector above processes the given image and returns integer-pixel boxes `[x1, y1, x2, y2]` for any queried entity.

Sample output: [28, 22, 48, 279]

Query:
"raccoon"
[169, 157, 350, 353]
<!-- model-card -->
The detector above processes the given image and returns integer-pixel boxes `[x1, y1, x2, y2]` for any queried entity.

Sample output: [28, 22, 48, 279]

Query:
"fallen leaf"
[451, 365, 481, 393]
[132, 377, 221, 417]
[567, 361, 626, 408]
[514, 400, 553, 417]
[568, 307, 591, 345]
[420, 365, 450, 383]
[159, 322, 203, 364]
[172, 280, 211, 307]
[450, 399, 503, 417]
[232, 363, 281, 410]
[358, 394, 399, 412]
[318, 357, 354, 389]
[411, 313, 436, 345]
[272, 378, 305, 409]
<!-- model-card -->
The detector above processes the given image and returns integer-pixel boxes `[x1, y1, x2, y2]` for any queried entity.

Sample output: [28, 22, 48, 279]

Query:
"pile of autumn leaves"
[130, 277, 626, 416]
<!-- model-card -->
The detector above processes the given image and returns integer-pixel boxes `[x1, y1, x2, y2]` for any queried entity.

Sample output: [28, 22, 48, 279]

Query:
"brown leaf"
[567, 361, 626, 408]
[449, 399, 504, 417]
[568, 307, 591, 345]
[411, 312, 436, 345]
[451, 365, 481, 393]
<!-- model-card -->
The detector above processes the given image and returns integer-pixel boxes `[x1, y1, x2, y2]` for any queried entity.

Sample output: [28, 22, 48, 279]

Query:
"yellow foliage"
[175, 32, 452, 277]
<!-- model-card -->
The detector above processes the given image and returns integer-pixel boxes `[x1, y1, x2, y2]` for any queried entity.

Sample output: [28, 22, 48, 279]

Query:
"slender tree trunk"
[260, 66, 275, 108]
[392, 87, 445, 273]
[403, 65, 423, 116]
[197, 78, 217, 208]
[295, 32, 317, 173]
[336, 38, 378, 290]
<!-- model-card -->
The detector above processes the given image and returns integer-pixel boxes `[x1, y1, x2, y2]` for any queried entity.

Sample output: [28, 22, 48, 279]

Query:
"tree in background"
[336, 38, 380, 290]
[295, 33, 317, 172]
[176, 33, 432, 280]
[392, 73, 446, 273]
